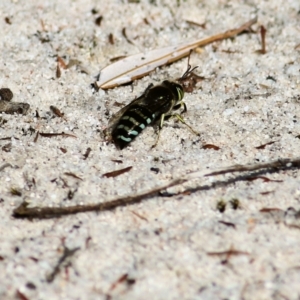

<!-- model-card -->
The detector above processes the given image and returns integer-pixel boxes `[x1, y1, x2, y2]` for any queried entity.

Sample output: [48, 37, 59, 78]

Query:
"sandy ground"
[1, 0, 300, 299]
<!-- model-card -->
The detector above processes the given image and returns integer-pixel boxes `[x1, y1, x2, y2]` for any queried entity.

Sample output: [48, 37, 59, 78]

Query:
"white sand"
[1, 0, 300, 299]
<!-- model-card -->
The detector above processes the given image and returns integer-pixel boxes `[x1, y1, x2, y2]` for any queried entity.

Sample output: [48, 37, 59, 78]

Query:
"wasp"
[105, 65, 200, 149]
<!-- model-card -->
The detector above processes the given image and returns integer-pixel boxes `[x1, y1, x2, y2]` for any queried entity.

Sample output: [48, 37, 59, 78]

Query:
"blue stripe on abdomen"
[112, 106, 155, 149]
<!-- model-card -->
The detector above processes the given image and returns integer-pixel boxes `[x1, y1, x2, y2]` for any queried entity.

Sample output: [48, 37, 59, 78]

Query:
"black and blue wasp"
[105, 65, 201, 149]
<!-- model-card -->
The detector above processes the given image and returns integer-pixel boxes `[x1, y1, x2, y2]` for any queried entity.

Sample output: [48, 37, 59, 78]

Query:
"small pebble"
[0, 88, 13, 101]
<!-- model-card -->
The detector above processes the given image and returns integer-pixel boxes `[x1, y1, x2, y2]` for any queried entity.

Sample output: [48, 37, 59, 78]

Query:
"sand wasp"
[105, 65, 200, 149]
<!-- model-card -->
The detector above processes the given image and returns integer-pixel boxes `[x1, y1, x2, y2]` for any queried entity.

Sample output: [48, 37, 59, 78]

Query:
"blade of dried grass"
[97, 17, 257, 89]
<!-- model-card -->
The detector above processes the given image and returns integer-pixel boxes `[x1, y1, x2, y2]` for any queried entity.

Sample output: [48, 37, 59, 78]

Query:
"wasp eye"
[176, 85, 184, 101]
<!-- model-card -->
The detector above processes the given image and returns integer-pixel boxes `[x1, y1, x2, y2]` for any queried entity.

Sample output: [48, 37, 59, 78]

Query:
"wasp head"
[177, 65, 203, 93]
[161, 80, 184, 105]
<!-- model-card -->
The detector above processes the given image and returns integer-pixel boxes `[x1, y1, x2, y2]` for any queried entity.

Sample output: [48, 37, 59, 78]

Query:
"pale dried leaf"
[97, 17, 257, 89]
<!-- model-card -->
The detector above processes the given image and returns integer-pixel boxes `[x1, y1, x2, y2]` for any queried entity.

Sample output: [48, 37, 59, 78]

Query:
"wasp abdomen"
[112, 105, 156, 149]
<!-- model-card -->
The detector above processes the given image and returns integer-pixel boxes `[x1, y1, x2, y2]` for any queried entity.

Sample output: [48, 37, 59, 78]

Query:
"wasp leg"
[172, 113, 198, 135]
[170, 101, 197, 134]
[151, 113, 166, 148]
[173, 101, 187, 113]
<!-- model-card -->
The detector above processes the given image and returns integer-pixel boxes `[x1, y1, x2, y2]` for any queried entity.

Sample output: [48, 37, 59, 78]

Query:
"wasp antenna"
[181, 65, 198, 80]
[187, 49, 193, 66]
[181, 65, 191, 79]
[180, 49, 200, 80]
[190, 66, 199, 73]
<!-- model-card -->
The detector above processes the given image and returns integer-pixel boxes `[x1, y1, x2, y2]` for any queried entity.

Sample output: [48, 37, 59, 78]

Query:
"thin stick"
[13, 179, 186, 218]
[12, 156, 300, 219]
[46, 246, 80, 283]
[204, 157, 300, 177]
[182, 17, 257, 51]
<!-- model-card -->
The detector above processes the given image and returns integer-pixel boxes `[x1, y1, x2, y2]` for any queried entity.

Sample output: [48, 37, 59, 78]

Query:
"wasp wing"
[104, 84, 154, 138]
